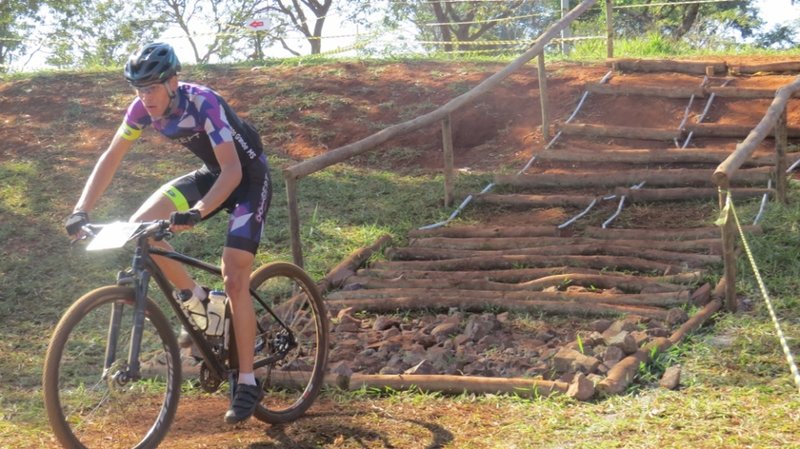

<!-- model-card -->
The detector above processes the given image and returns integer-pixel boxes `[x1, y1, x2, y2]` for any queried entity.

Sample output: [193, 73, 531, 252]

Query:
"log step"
[494, 167, 771, 189]
[344, 272, 689, 294]
[476, 188, 771, 208]
[409, 236, 722, 254]
[534, 148, 795, 167]
[386, 245, 720, 267]
[587, 83, 800, 99]
[559, 123, 678, 141]
[372, 254, 693, 275]
[609, 58, 728, 75]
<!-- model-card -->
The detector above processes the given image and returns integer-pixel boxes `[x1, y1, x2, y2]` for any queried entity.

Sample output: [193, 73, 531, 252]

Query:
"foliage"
[43, 0, 167, 68]
[0, 0, 42, 72]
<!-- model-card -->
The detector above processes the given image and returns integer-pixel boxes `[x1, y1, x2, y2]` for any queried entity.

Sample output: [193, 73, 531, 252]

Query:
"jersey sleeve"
[117, 99, 150, 141]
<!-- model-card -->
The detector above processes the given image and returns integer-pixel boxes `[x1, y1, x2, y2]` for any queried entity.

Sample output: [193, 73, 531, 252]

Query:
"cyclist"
[64, 42, 271, 424]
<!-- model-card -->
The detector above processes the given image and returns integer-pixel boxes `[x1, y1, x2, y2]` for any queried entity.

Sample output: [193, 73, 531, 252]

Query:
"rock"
[553, 348, 601, 374]
[602, 345, 625, 365]
[567, 372, 595, 401]
[431, 322, 460, 340]
[496, 312, 510, 323]
[336, 307, 355, 321]
[382, 327, 401, 339]
[373, 315, 399, 331]
[404, 359, 435, 375]
[413, 331, 437, 349]
[589, 319, 613, 333]
[335, 320, 360, 333]
[659, 365, 682, 390]
[666, 308, 689, 325]
[534, 327, 557, 342]
[329, 361, 353, 389]
[605, 331, 639, 355]
[463, 313, 500, 342]
[602, 319, 638, 338]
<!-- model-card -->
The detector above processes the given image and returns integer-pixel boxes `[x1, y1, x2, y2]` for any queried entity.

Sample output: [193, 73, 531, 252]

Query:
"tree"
[42, 0, 166, 69]
[386, 0, 532, 53]
[159, 0, 270, 63]
[257, 1, 375, 56]
[0, 0, 42, 72]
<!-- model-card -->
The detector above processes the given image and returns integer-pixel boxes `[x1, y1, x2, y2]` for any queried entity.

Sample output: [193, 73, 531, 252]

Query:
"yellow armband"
[116, 122, 142, 141]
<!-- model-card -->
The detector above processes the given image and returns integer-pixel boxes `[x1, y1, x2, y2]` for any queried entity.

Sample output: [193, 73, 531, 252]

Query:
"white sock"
[192, 284, 207, 300]
[239, 372, 256, 386]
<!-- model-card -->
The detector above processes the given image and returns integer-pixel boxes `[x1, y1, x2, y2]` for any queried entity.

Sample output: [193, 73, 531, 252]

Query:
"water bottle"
[206, 290, 227, 336]
[177, 289, 208, 331]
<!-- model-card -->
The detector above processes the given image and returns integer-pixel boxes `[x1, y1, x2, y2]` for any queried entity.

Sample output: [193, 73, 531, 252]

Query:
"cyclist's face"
[134, 82, 171, 118]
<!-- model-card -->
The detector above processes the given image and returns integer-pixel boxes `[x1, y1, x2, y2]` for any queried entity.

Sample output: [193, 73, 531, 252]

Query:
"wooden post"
[285, 175, 304, 268]
[561, 0, 572, 55]
[718, 188, 737, 313]
[537, 52, 550, 141]
[605, 0, 614, 59]
[775, 107, 788, 204]
[442, 115, 455, 207]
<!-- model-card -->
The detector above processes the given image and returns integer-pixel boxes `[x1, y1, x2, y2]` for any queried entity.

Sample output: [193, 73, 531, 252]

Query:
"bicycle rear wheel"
[249, 262, 329, 424]
[43, 286, 181, 449]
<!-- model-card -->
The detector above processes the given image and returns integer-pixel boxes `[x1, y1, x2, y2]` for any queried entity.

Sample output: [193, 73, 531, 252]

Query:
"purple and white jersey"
[120, 82, 264, 171]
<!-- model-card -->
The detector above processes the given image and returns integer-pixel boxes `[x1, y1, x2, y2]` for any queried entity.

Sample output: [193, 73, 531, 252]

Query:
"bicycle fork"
[103, 243, 151, 384]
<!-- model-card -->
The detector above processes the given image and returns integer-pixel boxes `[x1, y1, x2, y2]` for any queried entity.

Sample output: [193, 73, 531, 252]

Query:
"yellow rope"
[720, 191, 800, 393]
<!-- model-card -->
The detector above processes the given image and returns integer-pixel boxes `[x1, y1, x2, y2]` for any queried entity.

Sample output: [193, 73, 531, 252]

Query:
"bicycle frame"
[107, 225, 292, 386]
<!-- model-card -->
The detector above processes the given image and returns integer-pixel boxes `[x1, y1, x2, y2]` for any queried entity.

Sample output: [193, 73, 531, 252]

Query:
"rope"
[720, 191, 800, 394]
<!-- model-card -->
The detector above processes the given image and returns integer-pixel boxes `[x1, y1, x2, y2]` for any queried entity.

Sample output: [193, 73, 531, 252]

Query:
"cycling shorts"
[159, 156, 272, 254]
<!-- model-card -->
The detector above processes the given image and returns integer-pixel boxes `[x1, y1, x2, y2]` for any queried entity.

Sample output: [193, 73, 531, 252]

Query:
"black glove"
[65, 211, 89, 236]
[170, 209, 202, 226]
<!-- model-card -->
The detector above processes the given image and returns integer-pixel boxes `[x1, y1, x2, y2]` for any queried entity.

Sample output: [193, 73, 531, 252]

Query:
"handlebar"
[71, 220, 173, 246]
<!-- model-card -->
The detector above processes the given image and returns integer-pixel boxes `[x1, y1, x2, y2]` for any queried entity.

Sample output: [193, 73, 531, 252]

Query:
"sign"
[245, 18, 271, 31]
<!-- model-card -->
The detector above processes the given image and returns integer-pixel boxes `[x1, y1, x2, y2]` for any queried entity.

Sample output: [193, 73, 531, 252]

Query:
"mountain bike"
[43, 220, 329, 449]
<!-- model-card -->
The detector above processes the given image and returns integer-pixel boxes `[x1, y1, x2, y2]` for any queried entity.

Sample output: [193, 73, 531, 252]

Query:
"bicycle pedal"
[116, 270, 135, 286]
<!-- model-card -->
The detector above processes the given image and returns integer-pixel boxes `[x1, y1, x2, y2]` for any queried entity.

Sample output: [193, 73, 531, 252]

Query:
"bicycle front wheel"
[43, 286, 181, 449]
[249, 262, 329, 424]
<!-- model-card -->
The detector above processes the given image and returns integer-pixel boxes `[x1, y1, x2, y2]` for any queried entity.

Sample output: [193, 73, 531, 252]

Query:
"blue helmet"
[124, 42, 181, 87]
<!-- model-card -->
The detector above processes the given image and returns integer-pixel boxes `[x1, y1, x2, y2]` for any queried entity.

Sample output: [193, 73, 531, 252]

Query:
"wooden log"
[614, 186, 773, 202]
[559, 123, 679, 141]
[356, 266, 590, 282]
[327, 287, 689, 307]
[410, 236, 722, 254]
[609, 58, 727, 75]
[317, 234, 392, 293]
[355, 267, 704, 285]
[327, 295, 672, 320]
[586, 83, 703, 98]
[688, 123, 800, 138]
[706, 86, 800, 99]
[372, 254, 690, 275]
[536, 148, 797, 167]
[408, 225, 559, 239]
[386, 244, 720, 267]
[343, 373, 568, 398]
[344, 272, 689, 293]
[729, 61, 800, 74]
[584, 225, 762, 240]
[475, 192, 598, 208]
[494, 167, 770, 189]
